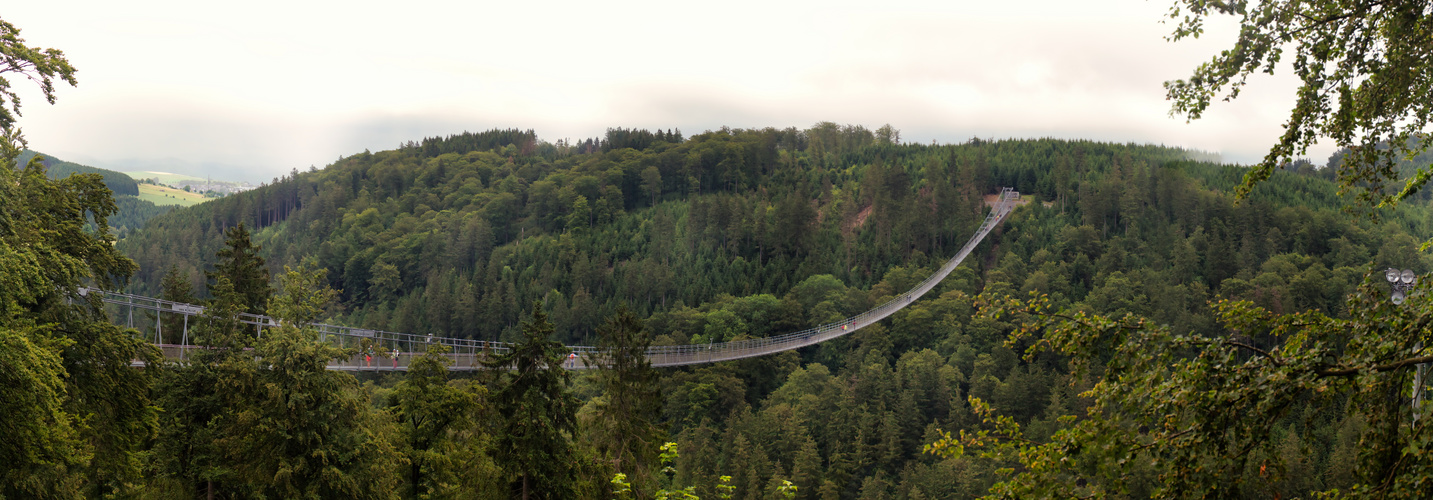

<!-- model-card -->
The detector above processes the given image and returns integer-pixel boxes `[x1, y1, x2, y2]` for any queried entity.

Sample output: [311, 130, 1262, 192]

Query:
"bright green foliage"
[0, 322, 86, 499]
[206, 223, 271, 314]
[1, 112, 159, 499]
[776, 479, 797, 500]
[715, 476, 734, 500]
[484, 303, 581, 499]
[389, 343, 500, 498]
[931, 281, 1433, 498]
[214, 265, 402, 499]
[587, 306, 664, 492]
[368, 258, 401, 303]
[1164, 0, 1433, 209]
[610, 472, 633, 500]
[652, 446, 699, 500]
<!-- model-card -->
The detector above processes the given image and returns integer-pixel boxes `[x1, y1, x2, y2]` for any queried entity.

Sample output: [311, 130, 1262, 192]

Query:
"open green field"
[137, 183, 207, 207]
[125, 171, 205, 185]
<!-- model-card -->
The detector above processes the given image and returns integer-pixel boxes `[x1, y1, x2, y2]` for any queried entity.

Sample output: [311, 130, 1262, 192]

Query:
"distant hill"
[126, 170, 255, 200]
[18, 149, 140, 196]
[124, 170, 206, 185]
[16, 149, 178, 237]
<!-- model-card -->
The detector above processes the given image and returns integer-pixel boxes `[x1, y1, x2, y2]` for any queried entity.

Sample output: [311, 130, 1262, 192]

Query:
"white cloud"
[5, 0, 1335, 181]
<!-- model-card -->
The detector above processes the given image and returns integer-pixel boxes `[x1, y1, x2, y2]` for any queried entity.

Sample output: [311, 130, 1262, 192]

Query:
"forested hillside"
[114, 125, 1433, 498]
[16, 149, 175, 237]
[19, 149, 139, 196]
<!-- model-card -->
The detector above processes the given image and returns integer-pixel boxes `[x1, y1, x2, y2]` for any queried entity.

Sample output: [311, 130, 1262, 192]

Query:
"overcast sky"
[6, 1, 1333, 182]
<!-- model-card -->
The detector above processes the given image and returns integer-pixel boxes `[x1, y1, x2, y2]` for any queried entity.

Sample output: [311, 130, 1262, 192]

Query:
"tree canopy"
[0, 17, 76, 142]
[1165, 0, 1433, 210]
[0, 36, 160, 496]
[484, 303, 583, 499]
[6, 10, 1433, 493]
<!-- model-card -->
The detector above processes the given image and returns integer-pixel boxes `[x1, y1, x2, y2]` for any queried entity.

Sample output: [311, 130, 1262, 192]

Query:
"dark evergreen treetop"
[589, 306, 664, 493]
[206, 223, 271, 315]
[484, 302, 581, 499]
[415, 128, 538, 158]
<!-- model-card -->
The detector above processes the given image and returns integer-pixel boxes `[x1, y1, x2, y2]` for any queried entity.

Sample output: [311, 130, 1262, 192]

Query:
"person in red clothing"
[392, 347, 400, 369]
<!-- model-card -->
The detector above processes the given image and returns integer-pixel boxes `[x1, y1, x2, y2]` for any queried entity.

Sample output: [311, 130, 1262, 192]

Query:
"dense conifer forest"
[94, 125, 1433, 498]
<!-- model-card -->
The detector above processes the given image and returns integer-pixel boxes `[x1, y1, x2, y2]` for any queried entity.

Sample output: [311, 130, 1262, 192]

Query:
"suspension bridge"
[90, 189, 1021, 371]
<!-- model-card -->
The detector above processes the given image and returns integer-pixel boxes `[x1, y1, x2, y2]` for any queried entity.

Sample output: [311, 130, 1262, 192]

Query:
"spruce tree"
[217, 266, 401, 499]
[588, 306, 664, 494]
[484, 302, 580, 500]
[157, 264, 196, 337]
[207, 223, 271, 314]
[389, 343, 491, 497]
[150, 276, 250, 499]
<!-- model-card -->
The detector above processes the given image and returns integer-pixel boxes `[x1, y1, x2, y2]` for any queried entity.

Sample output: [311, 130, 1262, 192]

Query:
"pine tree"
[790, 436, 822, 499]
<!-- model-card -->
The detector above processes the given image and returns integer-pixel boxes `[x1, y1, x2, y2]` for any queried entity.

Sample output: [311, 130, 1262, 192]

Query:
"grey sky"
[7, 1, 1330, 182]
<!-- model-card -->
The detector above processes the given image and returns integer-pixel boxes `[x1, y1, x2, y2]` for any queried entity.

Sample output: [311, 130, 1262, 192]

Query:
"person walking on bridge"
[392, 347, 399, 369]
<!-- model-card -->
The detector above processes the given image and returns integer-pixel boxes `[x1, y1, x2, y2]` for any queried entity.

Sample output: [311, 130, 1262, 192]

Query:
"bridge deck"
[102, 189, 1020, 371]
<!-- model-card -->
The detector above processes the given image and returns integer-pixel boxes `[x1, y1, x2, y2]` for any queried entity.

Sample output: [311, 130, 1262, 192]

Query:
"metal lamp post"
[1387, 268, 1427, 422]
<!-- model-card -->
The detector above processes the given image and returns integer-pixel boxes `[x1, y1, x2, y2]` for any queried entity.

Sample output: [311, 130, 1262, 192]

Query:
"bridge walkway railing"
[95, 188, 1020, 371]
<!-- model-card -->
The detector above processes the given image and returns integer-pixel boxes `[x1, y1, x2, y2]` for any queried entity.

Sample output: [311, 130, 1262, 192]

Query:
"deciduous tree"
[931, 281, 1433, 498]
[1165, 0, 1433, 209]
[0, 28, 159, 494]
